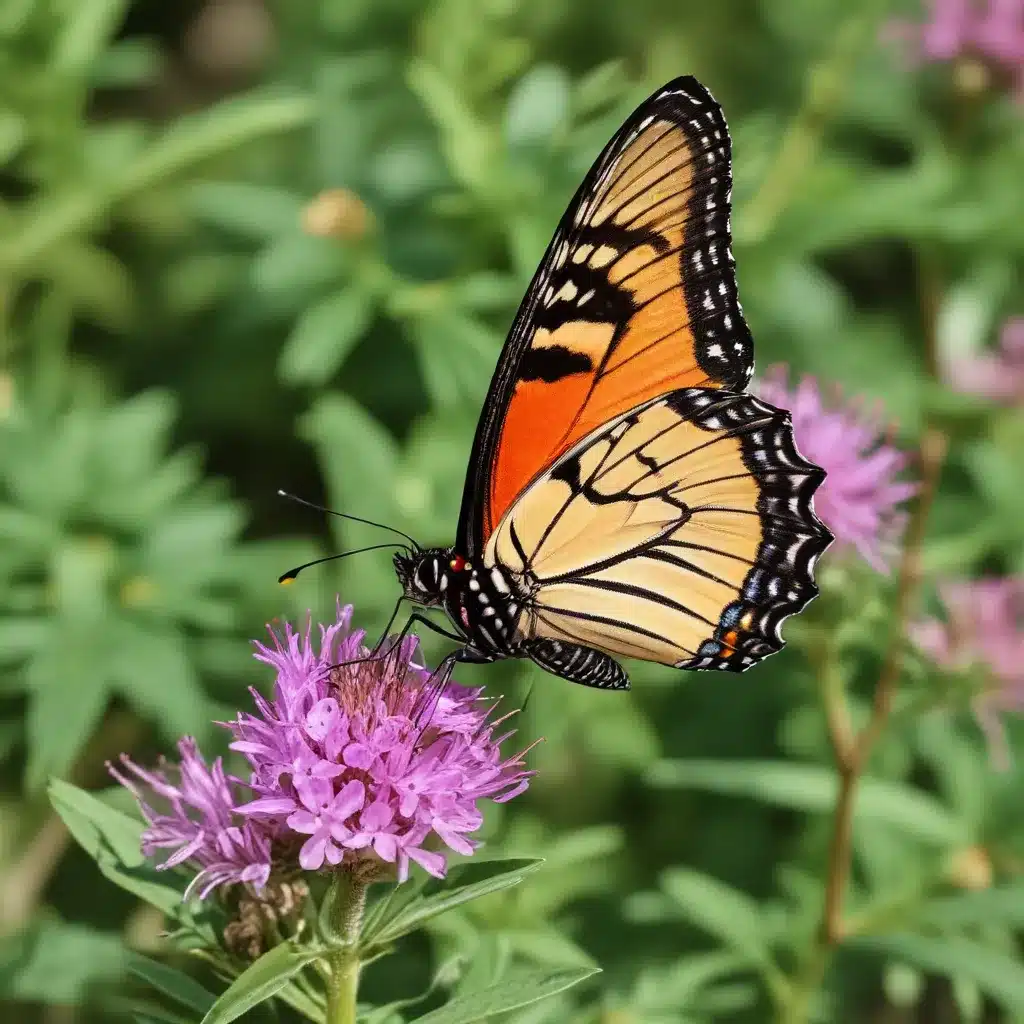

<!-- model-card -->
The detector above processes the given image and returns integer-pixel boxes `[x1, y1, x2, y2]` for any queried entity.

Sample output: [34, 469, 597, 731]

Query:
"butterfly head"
[393, 546, 456, 608]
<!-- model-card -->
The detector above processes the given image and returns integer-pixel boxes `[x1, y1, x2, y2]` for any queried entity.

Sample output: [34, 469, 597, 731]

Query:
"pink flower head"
[109, 738, 273, 900]
[911, 577, 1024, 768]
[884, 0, 1024, 96]
[943, 317, 1024, 404]
[755, 368, 917, 574]
[231, 605, 532, 881]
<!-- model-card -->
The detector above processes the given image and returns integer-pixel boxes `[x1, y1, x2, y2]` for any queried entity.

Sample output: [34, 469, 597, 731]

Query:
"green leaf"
[856, 934, 1024, 1012]
[407, 60, 495, 190]
[649, 759, 966, 845]
[407, 312, 498, 408]
[252, 233, 350, 306]
[127, 953, 215, 1015]
[632, 951, 748, 1013]
[410, 965, 600, 1024]
[0, 918, 126, 1002]
[126, 92, 314, 194]
[48, 780, 185, 915]
[504, 64, 571, 145]
[302, 393, 400, 546]
[280, 287, 376, 385]
[199, 942, 323, 1024]
[25, 626, 111, 788]
[919, 885, 1024, 930]
[660, 868, 772, 969]
[366, 858, 544, 947]
[4, 92, 313, 275]
[499, 927, 598, 969]
[51, 0, 129, 77]
[189, 182, 304, 240]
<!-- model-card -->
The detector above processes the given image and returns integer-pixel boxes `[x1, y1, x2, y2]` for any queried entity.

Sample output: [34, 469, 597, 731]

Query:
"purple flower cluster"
[756, 368, 917, 574]
[112, 606, 533, 897]
[943, 317, 1024, 404]
[110, 738, 273, 900]
[886, 0, 1024, 96]
[911, 577, 1024, 767]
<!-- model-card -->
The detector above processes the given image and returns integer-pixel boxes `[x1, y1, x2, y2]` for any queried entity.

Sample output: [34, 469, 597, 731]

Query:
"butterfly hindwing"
[484, 389, 832, 672]
[458, 76, 754, 556]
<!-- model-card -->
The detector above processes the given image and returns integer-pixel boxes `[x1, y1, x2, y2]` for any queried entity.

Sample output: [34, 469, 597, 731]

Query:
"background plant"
[1, 0, 1023, 1022]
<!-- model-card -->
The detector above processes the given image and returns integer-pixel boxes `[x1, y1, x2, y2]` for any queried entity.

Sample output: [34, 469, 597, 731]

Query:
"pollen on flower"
[232, 604, 533, 881]
[111, 605, 534, 898]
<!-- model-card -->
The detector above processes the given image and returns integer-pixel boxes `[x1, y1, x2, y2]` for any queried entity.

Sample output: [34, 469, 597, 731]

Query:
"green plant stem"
[0, 94, 313, 280]
[737, 2, 885, 246]
[325, 874, 368, 1024]
[778, 429, 947, 1024]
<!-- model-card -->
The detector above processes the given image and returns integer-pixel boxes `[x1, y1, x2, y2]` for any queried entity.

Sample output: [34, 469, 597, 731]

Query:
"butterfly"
[288, 76, 832, 691]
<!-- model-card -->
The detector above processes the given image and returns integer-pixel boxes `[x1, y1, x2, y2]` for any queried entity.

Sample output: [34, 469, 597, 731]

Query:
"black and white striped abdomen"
[524, 638, 630, 690]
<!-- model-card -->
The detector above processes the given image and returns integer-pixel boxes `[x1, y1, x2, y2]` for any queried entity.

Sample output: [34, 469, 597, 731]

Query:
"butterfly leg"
[329, 610, 464, 674]
[524, 638, 630, 690]
[412, 645, 497, 731]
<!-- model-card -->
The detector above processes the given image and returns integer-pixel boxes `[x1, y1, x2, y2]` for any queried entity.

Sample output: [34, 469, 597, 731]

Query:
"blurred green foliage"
[2, 0, 1024, 1021]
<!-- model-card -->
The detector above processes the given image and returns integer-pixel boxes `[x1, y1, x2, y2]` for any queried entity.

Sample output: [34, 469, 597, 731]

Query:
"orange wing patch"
[481, 82, 753, 544]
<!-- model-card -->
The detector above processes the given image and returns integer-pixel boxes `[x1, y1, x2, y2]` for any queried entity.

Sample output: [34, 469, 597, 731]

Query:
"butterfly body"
[394, 547, 633, 688]
[387, 76, 832, 690]
[394, 548, 523, 656]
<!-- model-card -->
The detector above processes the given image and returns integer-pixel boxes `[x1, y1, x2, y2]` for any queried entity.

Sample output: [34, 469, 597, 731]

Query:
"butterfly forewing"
[485, 389, 831, 672]
[457, 77, 754, 556]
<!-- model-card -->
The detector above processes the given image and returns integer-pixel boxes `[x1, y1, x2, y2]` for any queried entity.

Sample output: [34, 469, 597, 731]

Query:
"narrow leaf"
[410, 966, 599, 1024]
[1, 918, 127, 1001]
[128, 953, 215, 1015]
[48, 780, 185, 915]
[919, 885, 1024, 930]
[661, 868, 772, 968]
[52, 0, 129, 76]
[200, 943, 323, 1024]
[26, 642, 110, 789]
[649, 759, 965, 845]
[280, 287, 375, 385]
[856, 933, 1024, 1012]
[367, 858, 543, 947]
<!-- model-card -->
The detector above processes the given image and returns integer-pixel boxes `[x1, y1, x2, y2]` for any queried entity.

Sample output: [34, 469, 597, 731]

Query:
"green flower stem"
[778, 430, 947, 1024]
[325, 873, 368, 1024]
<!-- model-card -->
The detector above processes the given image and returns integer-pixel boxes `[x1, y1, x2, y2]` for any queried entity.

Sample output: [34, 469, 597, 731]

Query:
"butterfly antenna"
[519, 678, 537, 716]
[277, 490, 420, 549]
[279, 543, 407, 584]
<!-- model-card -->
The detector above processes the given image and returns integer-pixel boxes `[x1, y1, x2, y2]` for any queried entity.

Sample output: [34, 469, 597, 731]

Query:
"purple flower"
[109, 738, 273, 900]
[755, 368, 917, 574]
[231, 605, 532, 881]
[942, 317, 1024, 404]
[911, 577, 1024, 768]
[884, 0, 1024, 96]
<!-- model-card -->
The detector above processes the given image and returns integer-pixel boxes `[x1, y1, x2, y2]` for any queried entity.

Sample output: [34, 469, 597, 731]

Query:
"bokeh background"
[2, 0, 1024, 1021]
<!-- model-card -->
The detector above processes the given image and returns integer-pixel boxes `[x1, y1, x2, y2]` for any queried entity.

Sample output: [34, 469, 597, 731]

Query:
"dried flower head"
[943, 317, 1024, 405]
[233, 606, 533, 881]
[109, 738, 274, 900]
[910, 577, 1024, 767]
[755, 368, 917, 574]
[301, 188, 374, 240]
